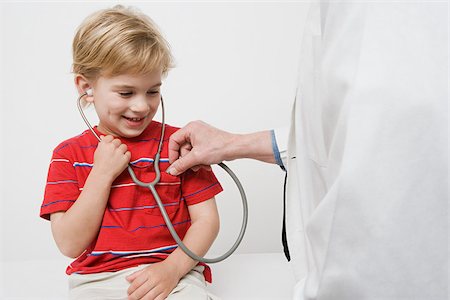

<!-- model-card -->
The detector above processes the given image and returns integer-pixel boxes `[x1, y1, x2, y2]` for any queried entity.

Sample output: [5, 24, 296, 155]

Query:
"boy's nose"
[130, 96, 150, 113]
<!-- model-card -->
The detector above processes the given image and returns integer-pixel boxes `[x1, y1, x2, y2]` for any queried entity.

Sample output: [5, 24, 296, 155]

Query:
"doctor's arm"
[167, 120, 278, 176]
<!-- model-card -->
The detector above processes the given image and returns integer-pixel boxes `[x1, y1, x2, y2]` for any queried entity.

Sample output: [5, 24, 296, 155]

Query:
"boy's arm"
[165, 197, 220, 275]
[50, 136, 130, 258]
[50, 168, 114, 258]
[126, 197, 220, 299]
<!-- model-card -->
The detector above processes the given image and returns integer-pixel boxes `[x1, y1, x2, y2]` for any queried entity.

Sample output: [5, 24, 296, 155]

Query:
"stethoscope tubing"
[77, 92, 248, 263]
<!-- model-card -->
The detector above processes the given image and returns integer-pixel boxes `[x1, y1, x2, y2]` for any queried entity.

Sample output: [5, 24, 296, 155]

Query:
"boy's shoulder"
[52, 129, 95, 156]
[163, 122, 180, 136]
[146, 120, 180, 139]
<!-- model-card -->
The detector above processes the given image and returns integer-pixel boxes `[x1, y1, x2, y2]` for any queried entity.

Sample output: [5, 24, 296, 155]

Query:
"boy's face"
[90, 69, 162, 139]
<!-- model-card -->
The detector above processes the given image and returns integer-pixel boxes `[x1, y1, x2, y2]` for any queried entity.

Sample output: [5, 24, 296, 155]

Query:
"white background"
[0, 1, 308, 297]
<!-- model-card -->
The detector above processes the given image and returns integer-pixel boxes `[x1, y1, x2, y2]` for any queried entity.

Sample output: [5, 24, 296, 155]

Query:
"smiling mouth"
[123, 116, 146, 122]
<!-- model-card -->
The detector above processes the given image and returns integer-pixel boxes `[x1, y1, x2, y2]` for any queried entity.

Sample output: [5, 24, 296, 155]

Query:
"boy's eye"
[148, 90, 160, 95]
[119, 92, 133, 97]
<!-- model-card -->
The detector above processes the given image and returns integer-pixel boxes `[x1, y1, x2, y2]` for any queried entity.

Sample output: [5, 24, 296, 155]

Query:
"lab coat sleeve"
[272, 127, 289, 171]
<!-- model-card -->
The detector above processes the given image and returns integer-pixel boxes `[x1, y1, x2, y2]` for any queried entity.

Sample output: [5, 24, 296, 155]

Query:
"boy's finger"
[126, 268, 144, 283]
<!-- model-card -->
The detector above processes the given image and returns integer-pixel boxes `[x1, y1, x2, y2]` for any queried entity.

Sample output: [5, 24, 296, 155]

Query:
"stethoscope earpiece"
[85, 88, 93, 96]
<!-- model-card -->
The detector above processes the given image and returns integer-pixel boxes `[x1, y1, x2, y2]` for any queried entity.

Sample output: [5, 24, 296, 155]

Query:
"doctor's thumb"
[166, 156, 191, 176]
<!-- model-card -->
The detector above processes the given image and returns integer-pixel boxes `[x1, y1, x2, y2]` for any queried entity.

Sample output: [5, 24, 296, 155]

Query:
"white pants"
[68, 265, 220, 300]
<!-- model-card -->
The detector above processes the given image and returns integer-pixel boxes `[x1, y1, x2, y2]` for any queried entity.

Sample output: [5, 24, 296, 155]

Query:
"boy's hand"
[126, 260, 180, 300]
[93, 135, 131, 180]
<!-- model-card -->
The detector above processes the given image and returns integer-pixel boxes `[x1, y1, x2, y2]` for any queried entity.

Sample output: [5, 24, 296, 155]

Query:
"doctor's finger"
[180, 143, 192, 157]
[168, 128, 191, 163]
[191, 164, 212, 172]
[167, 152, 202, 176]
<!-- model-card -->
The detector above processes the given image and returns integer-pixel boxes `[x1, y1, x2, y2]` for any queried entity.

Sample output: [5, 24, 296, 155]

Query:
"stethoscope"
[77, 89, 248, 263]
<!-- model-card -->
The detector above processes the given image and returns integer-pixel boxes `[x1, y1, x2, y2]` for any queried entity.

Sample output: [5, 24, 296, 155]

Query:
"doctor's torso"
[285, 2, 448, 299]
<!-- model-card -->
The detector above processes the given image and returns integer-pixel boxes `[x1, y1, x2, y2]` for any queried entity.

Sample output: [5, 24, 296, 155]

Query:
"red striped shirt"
[40, 121, 223, 282]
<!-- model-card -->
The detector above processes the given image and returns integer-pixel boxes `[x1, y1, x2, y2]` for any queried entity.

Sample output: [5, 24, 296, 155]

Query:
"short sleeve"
[180, 169, 223, 206]
[40, 148, 80, 220]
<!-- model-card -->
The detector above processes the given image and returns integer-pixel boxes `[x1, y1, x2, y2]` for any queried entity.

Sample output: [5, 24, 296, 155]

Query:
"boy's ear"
[74, 74, 94, 102]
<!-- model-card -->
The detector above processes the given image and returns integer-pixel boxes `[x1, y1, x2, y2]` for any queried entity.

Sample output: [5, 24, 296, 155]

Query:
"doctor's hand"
[167, 120, 275, 176]
[126, 260, 180, 300]
[167, 121, 234, 176]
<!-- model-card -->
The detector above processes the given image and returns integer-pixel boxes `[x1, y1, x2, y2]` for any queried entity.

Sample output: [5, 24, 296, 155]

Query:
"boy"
[40, 5, 222, 300]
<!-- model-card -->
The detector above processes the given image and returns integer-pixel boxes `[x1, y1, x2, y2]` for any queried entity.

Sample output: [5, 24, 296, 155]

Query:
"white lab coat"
[275, 1, 448, 299]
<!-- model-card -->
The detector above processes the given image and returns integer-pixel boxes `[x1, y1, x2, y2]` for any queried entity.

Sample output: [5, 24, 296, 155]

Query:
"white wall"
[0, 4, 5, 298]
[0, 0, 307, 272]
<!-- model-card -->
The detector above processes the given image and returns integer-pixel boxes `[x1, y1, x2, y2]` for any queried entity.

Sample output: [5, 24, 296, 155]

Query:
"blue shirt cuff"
[271, 129, 286, 171]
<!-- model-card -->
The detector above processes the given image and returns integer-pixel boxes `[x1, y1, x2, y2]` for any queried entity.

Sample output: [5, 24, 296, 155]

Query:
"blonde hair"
[72, 5, 174, 82]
